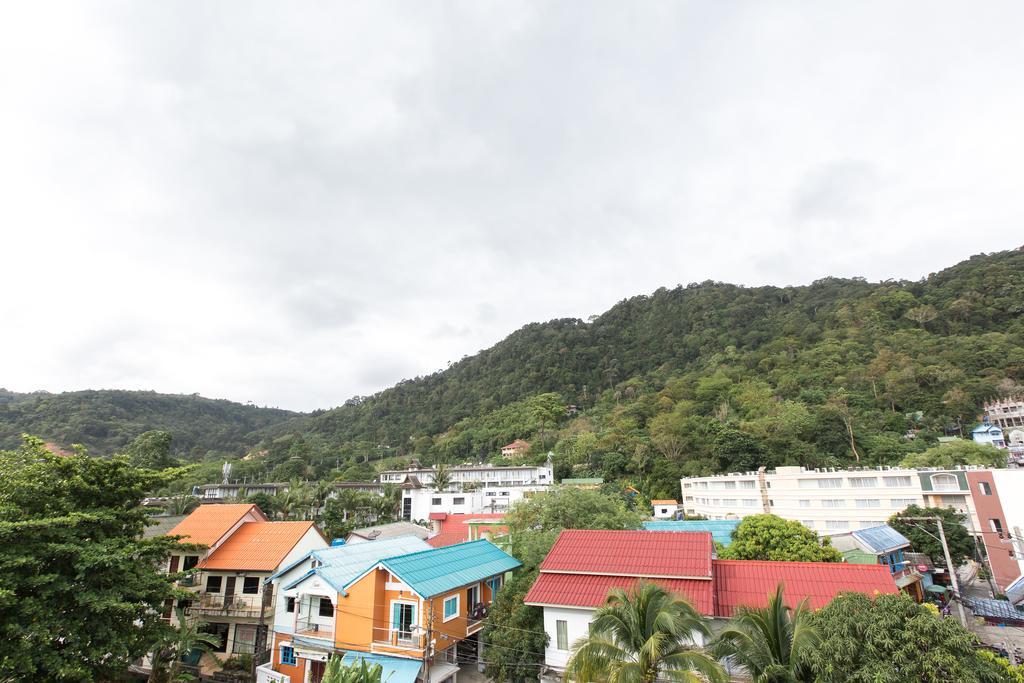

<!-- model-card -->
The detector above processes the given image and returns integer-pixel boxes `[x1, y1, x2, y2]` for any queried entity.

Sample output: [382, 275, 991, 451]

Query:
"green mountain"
[3, 248, 1022, 497]
[0, 389, 299, 459]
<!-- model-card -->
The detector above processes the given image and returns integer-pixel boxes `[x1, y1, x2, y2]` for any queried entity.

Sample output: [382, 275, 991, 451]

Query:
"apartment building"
[681, 466, 925, 535]
[681, 466, 1024, 592]
[984, 396, 1024, 430]
[260, 538, 520, 683]
[165, 504, 328, 665]
[378, 462, 553, 489]
[398, 485, 545, 522]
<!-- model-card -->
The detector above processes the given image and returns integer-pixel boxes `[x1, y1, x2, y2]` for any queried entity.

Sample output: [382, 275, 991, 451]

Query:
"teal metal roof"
[281, 535, 431, 592]
[368, 539, 521, 598]
[642, 520, 741, 546]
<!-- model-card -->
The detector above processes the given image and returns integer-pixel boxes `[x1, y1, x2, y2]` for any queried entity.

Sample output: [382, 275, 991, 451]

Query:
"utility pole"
[904, 516, 968, 627]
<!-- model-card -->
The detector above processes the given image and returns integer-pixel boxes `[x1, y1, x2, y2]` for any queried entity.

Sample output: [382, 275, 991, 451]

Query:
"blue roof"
[852, 525, 911, 554]
[964, 597, 1024, 623]
[280, 535, 431, 593]
[642, 520, 741, 546]
[362, 539, 521, 598]
[973, 423, 1001, 434]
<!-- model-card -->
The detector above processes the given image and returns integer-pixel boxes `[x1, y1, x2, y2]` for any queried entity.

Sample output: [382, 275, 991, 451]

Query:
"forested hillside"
[284, 248, 1024, 495]
[4, 249, 1023, 497]
[0, 389, 299, 459]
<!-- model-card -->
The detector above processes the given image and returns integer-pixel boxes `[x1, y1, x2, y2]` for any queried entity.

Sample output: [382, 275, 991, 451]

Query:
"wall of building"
[402, 486, 545, 520]
[991, 470, 1024, 588]
[965, 470, 1020, 591]
[541, 606, 594, 671]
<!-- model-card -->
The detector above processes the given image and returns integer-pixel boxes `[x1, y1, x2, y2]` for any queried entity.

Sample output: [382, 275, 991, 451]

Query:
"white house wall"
[992, 470, 1024, 577]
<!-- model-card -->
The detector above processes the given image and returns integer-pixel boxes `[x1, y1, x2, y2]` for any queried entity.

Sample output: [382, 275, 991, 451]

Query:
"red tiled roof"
[167, 504, 266, 546]
[540, 530, 713, 578]
[199, 521, 323, 571]
[524, 572, 715, 615]
[712, 559, 898, 616]
[426, 513, 507, 548]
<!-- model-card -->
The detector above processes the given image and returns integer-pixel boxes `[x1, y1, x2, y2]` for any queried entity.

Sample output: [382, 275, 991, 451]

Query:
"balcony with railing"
[187, 592, 268, 618]
[294, 616, 334, 642]
[371, 626, 427, 654]
[466, 603, 488, 634]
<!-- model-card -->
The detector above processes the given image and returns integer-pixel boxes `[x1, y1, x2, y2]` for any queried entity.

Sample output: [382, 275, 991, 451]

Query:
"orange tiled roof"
[199, 521, 322, 571]
[651, 499, 678, 505]
[167, 504, 265, 546]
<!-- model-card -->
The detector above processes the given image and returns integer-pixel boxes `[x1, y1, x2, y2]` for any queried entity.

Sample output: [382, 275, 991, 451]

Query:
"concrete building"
[972, 423, 1007, 449]
[681, 466, 924, 534]
[397, 485, 545, 522]
[983, 396, 1024, 430]
[499, 439, 530, 457]
[651, 499, 679, 519]
[378, 462, 552, 488]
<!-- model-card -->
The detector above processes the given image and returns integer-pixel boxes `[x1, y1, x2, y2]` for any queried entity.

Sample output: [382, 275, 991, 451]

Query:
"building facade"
[378, 462, 553, 489]
[398, 485, 546, 522]
[983, 396, 1024, 430]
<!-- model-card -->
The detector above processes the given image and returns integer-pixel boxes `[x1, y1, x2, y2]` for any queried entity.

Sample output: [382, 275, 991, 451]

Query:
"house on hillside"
[500, 439, 530, 457]
[524, 529, 897, 681]
[651, 499, 679, 519]
[164, 504, 328, 670]
[260, 539, 520, 683]
[972, 423, 1006, 449]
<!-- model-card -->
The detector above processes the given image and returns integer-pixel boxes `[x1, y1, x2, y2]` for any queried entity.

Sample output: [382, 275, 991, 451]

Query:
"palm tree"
[149, 608, 222, 682]
[565, 582, 725, 683]
[432, 463, 452, 492]
[711, 584, 818, 682]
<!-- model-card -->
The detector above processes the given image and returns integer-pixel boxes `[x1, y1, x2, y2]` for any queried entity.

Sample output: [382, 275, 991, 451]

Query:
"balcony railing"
[187, 593, 267, 618]
[295, 617, 334, 641]
[467, 603, 488, 630]
[372, 626, 427, 652]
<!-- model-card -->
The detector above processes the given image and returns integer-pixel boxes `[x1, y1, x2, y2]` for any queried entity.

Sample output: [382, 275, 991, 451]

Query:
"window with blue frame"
[280, 645, 296, 666]
[443, 595, 459, 621]
[487, 577, 502, 597]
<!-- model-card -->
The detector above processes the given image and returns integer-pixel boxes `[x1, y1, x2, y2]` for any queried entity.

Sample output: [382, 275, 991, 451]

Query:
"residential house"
[831, 525, 923, 601]
[972, 423, 1006, 449]
[166, 504, 328, 664]
[524, 530, 897, 681]
[346, 522, 430, 544]
[426, 513, 508, 548]
[500, 439, 530, 457]
[651, 499, 679, 519]
[261, 538, 520, 683]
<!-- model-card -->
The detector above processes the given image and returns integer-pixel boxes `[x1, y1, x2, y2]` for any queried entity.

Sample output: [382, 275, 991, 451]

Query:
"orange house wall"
[271, 631, 307, 682]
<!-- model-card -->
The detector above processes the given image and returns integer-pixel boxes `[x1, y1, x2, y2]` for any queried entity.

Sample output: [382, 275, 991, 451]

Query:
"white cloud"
[1, 1, 1022, 410]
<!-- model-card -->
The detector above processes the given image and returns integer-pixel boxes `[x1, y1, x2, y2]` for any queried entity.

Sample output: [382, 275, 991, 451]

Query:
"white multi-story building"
[398, 485, 546, 521]
[378, 461, 553, 488]
[984, 396, 1024, 430]
[681, 466, 928, 535]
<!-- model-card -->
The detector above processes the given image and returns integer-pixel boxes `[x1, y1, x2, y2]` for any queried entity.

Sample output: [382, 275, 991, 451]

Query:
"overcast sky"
[2, 2, 1023, 412]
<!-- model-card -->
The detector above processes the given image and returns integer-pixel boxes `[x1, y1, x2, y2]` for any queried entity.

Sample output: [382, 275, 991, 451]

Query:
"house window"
[930, 474, 959, 491]
[821, 500, 845, 508]
[453, 497, 465, 505]
[826, 520, 850, 530]
[202, 623, 229, 652]
[281, 645, 297, 666]
[286, 597, 295, 613]
[979, 482, 992, 496]
[206, 576, 223, 593]
[990, 519, 1005, 536]
[802, 520, 816, 529]
[884, 476, 912, 487]
[849, 477, 878, 488]
[855, 499, 881, 508]
[432, 497, 442, 505]
[443, 595, 460, 621]
[319, 597, 334, 617]
[556, 620, 569, 650]
[242, 577, 260, 594]
[182, 556, 199, 571]
[798, 500, 811, 508]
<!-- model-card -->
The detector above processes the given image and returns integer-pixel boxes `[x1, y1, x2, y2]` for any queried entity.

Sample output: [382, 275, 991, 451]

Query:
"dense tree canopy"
[0, 437, 189, 681]
[717, 515, 842, 562]
[889, 505, 975, 569]
[805, 593, 1009, 682]
[900, 439, 1006, 469]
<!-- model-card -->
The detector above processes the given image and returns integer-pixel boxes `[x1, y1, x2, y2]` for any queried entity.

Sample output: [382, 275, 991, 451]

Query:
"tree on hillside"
[483, 488, 645, 681]
[0, 437, 190, 681]
[712, 585, 818, 682]
[805, 592, 1009, 682]
[565, 582, 725, 683]
[124, 429, 178, 470]
[889, 505, 973, 570]
[900, 440, 1006, 469]
[718, 515, 842, 562]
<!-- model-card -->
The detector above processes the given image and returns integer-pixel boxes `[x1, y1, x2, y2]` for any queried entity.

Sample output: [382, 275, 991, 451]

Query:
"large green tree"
[805, 592, 1009, 682]
[124, 430, 178, 470]
[712, 585, 818, 682]
[0, 437, 189, 681]
[900, 440, 1006, 469]
[889, 505, 974, 570]
[718, 515, 842, 562]
[565, 582, 725, 683]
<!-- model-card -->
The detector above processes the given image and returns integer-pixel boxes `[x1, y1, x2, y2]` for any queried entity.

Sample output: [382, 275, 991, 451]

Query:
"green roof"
[842, 548, 879, 565]
[561, 478, 604, 485]
[354, 539, 521, 598]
